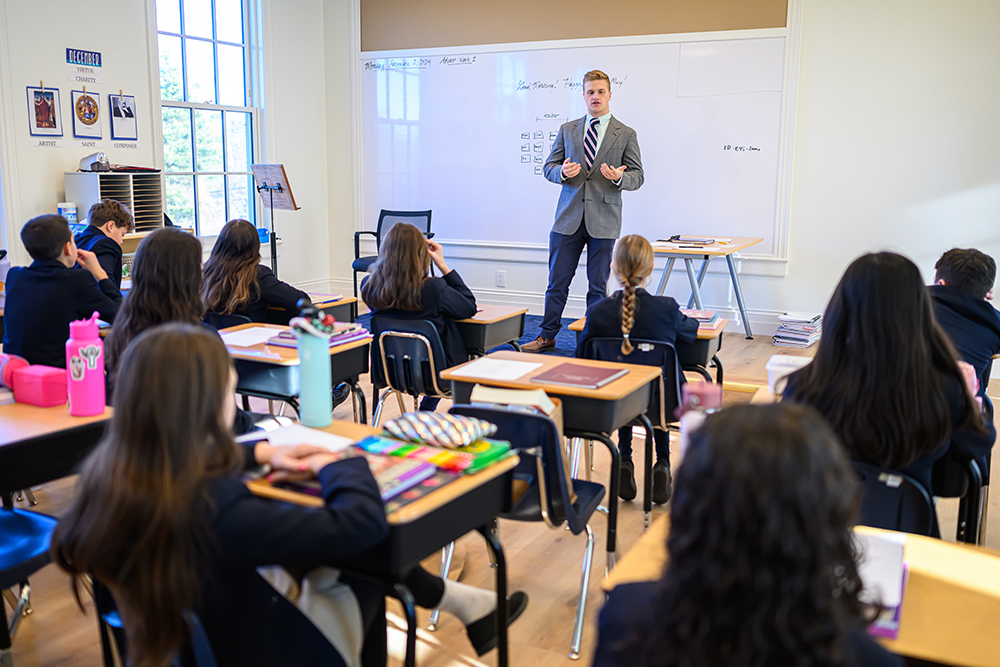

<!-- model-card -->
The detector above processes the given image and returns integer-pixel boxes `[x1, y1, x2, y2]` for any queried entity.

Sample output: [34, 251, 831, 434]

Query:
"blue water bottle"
[293, 301, 332, 427]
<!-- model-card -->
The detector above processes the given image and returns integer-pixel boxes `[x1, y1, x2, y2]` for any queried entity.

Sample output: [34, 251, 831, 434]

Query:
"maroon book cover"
[529, 363, 629, 389]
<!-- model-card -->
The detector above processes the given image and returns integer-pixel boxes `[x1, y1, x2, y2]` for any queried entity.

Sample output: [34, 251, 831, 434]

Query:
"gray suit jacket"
[542, 115, 643, 239]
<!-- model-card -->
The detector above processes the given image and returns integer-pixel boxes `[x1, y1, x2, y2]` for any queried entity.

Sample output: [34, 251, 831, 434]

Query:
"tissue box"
[765, 354, 813, 394]
[13, 365, 68, 407]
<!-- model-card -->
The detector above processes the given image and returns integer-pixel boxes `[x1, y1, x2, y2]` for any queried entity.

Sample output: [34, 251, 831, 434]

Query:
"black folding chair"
[852, 461, 937, 537]
[369, 316, 451, 426]
[352, 211, 433, 300]
[204, 311, 252, 330]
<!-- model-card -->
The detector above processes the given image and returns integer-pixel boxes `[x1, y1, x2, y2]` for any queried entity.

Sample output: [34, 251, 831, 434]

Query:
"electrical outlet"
[496, 270, 506, 288]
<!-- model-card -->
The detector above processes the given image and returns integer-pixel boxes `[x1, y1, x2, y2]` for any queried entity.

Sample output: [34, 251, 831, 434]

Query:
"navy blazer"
[226, 265, 310, 323]
[3, 259, 122, 368]
[364, 270, 477, 368]
[593, 582, 902, 667]
[75, 225, 124, 290]
[575, 288, 698, 357]
[199, 456, 388, 667]
[930, 284, 1000, 398]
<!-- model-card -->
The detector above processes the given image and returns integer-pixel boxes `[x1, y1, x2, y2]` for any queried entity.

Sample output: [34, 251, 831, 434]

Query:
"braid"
[612, 234, 655, 355]
[621, 280, 637, 354]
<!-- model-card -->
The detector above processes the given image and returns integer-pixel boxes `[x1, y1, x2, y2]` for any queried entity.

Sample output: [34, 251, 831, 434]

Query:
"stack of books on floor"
[680, 308, 724, 332]
[267, 322, 371, 348]
[773, 312, 822, 348]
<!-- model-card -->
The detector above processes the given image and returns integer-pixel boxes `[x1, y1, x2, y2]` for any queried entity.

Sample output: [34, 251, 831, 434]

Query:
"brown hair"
[203, 219, 262, 314]
[613, 235, 654, 354]
[583, 69, 611, 89]
[360, 223, 430, 311]
[88, 199, 135, 232]
[20, 214, 72, 260]
[52, 323, 243, 667]
[935, 248, 996, 299]
[106, 228, 205, 380]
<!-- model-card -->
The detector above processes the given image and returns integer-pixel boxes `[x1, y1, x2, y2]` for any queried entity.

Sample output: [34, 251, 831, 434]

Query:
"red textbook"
[529, 363, 629, 389]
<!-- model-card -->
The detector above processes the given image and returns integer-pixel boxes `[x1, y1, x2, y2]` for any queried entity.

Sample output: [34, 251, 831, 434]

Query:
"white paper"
[220, 326, 279, 347]
[854, 530, 906, 607]
[449, 357, 542, 381]
[237, 424, 353, 452]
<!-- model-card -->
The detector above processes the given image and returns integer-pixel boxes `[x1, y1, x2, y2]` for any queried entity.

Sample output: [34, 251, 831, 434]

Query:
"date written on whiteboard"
[723, 145, 761, 152]
[364, 58, 431, 71]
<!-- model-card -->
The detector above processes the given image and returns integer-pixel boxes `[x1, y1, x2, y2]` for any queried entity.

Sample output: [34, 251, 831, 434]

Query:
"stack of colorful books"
[680, 308, 724, 332]
[266, 321, 371, 348]
[773, 312, 822, 348]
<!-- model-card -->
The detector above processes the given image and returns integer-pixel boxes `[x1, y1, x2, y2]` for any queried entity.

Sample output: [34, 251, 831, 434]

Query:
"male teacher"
[522, 69, 644, 353]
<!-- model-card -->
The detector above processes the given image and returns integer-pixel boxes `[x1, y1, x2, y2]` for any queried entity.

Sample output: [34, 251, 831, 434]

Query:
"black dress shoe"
[332, 383, 350, 408]
[465, 591, 529, 656]
[652, 460, 672, 504]
[619, 459, 637, 501]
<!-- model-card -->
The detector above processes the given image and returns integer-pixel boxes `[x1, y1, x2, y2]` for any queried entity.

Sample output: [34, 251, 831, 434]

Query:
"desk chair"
[352, 210, 433, 299]
[852, 461, 937, 537]
[204, 311, 252, 330]
[369, 316, 451, 426]
[1, 507, 58, 666]
[449, 405, 605, 660]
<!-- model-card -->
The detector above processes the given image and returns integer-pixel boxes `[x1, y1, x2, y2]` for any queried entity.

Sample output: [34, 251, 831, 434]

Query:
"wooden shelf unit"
[64, 171, 164, 234]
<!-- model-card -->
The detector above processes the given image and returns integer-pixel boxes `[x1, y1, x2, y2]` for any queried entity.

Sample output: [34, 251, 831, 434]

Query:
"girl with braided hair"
[575, 234, 697, 503]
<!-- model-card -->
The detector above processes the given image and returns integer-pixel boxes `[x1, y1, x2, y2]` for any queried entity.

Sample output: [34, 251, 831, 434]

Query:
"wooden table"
[456, 305, 528, 357]
[604, 517, 1000, 667]
[441, 350, 662, 571]
[221, 323, 371, 423]
[651, 236, 762, 339]
[568, 316, 728, 383]
[751, 386, 779, 404]
[246, 419, 519, 667]
[267, 294, 358, 325]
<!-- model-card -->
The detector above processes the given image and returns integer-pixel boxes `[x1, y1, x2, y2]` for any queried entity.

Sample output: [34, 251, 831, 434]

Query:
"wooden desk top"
[567, 316, 728, 341]
[246, 419, 519, 525]
[651, 236, 763, 257]
[440, 350, 662, 401]
[457, 305, 528, 325]
[0, 399, 112, 446]
[220, 323, 371, 366]
[267, 295, 358, 312]
[750, 386, 779, 404]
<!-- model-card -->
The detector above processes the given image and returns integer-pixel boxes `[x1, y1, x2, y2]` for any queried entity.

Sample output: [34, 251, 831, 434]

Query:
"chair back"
[582, 337, 680, 429]
[204, 311, 253, 330]
[851, 461, 937, 537]
[375, 210, 433, 249]
[369, 316, 450, 397]
[449, 404, 585, 531]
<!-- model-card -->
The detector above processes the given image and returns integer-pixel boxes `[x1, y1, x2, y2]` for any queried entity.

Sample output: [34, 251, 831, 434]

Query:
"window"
[156, 0, 257, 237]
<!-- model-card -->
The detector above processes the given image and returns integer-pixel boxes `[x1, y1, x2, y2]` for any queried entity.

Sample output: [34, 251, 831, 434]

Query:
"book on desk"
[529, 362, 629, 389]
[265, 322, 370, 348]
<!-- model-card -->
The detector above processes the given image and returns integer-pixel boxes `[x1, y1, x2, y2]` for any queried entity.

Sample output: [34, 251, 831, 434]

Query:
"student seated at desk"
[52, 324, 526, 667]
[361, 222, 476, 411]
[782, 252, 994, 508]
[929, 248, 1000, 402]
[74, 198, 135, 290]
[575, 235, 697, 504]
[203, 218, 310, 322]
[594, 403, 902, 667]
[3, 214, 121, 367]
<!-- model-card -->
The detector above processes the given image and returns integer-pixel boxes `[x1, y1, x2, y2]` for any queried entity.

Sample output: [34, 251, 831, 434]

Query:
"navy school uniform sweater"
[575, 288, 699, 357]
[75, 225, 124, 290]
[929, 284, 1000, 399]
[221, 265, 310, 323]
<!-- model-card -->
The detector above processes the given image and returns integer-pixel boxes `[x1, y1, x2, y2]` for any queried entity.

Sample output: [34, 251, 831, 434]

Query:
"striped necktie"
[584, 117, 600, 171]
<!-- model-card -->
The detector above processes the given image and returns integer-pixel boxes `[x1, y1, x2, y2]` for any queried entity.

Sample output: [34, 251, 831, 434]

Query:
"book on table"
[529, 362, 629, 389]
[266, 322, 371, 348]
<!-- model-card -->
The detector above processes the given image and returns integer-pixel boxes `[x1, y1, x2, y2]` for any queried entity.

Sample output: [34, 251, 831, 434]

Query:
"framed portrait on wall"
[109, 93, 137, 140]
[71, 90, 101, 139]
[26, 86, 62, 137]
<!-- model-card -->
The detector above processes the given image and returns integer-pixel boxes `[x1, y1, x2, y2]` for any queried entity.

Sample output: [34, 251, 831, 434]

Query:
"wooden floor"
[6, 332, 999, 666]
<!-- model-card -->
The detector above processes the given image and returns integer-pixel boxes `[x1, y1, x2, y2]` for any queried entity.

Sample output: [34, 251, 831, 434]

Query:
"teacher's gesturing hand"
[562, 158, 582, 178]
[600, 163, 627, 181]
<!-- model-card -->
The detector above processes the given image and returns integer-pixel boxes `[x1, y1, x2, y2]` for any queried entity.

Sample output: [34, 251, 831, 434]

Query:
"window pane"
[225, 111, 251, 171]
[162, 107, 193, 172]
[156, 0, 181, 33]
[158, 34, 183, 101]
[227, 174, 252, 221]
[217, 44, 246, 106]
[165, 175, 195, 228]
[216, 0, 244, 43]
[197, 174, 227, 236]
[195, 109, 224, 171]
[183, 0, 213, 38]
[185, 38, 216, 104]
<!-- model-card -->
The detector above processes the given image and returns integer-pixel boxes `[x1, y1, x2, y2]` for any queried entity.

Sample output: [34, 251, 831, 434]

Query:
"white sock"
[435, 579, 497, 625]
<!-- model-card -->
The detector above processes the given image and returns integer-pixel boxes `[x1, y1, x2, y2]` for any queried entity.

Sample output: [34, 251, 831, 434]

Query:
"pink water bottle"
[66, 311, 105, 416]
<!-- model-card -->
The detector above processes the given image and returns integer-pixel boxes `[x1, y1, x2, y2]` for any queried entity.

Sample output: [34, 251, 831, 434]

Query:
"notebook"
[529, 363, 629, 389]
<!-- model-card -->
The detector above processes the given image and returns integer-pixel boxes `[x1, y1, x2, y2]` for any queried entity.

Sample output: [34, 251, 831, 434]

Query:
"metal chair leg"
[427, 541, 456, 631]
[393, 584, 417, 667]
[979, 486, 990, 545]
[267, 399, 275, 415]
[488, 519, 499, 567]
[372, 389, 396, 427]
[395, 391, 406, 416]
[569, 524, 596, 660]
[570, 438, 582, 478]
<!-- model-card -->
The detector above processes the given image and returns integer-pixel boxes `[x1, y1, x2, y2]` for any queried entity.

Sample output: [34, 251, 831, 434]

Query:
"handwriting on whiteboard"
[439, 55, 477, 65]
[723, 145, 761, 152]
[516, 75, 628, 93]
[364, 58, 431, 71]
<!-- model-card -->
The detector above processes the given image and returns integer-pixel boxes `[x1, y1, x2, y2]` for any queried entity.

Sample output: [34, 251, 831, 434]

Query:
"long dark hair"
[784, 251, 982, 468]
[106, 228, 205, 378]
[52, 324, 243, 667]
[618, 403, 869, 667]
[203, 219, 261, 314]
[360, 223, 430, 311]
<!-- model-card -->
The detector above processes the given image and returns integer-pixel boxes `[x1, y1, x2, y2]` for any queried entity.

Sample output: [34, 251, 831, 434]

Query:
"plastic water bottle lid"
[69, 311, 101, 339]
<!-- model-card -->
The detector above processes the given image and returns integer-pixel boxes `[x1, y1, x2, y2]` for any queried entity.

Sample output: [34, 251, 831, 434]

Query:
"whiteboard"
[360, 35, 787, 252]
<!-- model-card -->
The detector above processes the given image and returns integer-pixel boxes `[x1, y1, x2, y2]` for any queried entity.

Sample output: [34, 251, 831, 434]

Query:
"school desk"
[650, 236, 762, 339]
[246, 418, 519, 667]
[456, 305, 528, 357]
[441, 350, 663, 572]
[266, 294, 358, 325]
[603, 516, 1000, 667]
[568, 316, 728, 383]
[221, 323, 371, 423]
[0, 398, 110, 502]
